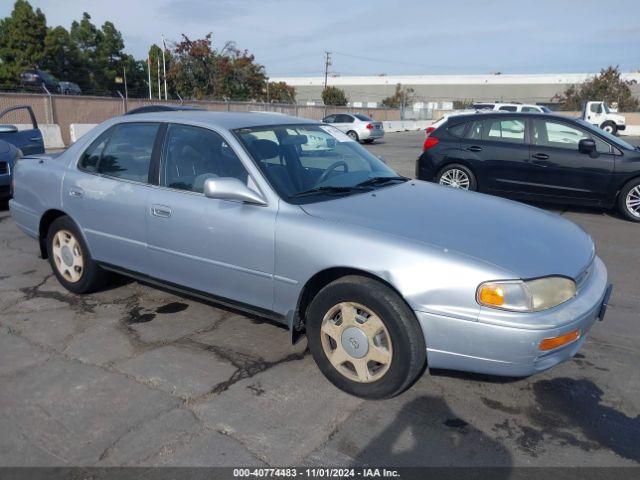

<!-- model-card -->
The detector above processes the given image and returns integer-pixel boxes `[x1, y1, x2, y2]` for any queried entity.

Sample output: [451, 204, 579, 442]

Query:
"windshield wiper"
[355, 176, 409, 188]
[291, 185, 367, 198]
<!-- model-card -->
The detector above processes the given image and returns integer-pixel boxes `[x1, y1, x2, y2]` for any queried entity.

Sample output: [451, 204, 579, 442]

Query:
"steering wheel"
[314, 160, 349, 187]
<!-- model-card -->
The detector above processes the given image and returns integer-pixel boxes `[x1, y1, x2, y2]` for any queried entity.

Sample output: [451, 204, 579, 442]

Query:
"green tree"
[0, 0, 47, 87]
[381, 83, 415, 108]
[554, 66, 639, 111]
[42, 26, 83, 83]
[322, 86, 348, 106]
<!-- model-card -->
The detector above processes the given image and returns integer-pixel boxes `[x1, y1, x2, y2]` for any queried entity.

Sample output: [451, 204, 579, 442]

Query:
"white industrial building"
[271, 72, 640, 109]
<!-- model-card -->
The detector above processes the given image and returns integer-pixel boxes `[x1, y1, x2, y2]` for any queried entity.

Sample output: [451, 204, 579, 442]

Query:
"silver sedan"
[9, 112, 611, 399]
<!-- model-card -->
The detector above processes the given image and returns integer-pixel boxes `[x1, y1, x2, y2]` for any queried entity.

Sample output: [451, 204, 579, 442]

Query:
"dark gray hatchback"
[416, 112, 640, 222]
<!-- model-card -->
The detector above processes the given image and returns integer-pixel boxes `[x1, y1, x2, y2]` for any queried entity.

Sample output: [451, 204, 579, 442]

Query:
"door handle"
[151, 204, 172, 218]
[69, 187, 83, 197]
[29, 136, 42, 142]
[532, 153, 550, 160]
[467, 145, 483, 152]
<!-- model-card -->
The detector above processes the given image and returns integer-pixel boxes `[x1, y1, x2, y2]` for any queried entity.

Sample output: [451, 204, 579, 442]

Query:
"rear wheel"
[347, 130, 359, 142]
[306, 275, 426, 399]
[601, 122, 618, 135]
[436, 164, 477, 191]
[363, 138, 375, 144]
[618, 178, 640, 222]
[46, 216, 108, 293]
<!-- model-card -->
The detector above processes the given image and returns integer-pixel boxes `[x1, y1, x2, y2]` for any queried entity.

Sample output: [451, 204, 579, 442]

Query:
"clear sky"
[2, 0, 639, 77]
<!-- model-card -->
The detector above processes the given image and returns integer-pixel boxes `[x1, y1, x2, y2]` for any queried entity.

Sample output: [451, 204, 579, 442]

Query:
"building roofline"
[271, 72, 640, 87]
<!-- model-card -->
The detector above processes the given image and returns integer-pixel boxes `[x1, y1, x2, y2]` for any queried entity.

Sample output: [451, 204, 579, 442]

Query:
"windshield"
[235, 124, 402, 203]
[540, 106, 552, 113]
[576, 119, 635, 150]
[603, 102, 611, 114]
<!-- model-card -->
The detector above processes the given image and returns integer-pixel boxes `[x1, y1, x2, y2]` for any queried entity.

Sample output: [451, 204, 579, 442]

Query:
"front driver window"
[162, 124, 248, 193]
[533, 120, 610, 153]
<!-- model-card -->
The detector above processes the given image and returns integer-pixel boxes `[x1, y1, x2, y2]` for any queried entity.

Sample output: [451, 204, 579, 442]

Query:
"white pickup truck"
[581, 101, 626, 135]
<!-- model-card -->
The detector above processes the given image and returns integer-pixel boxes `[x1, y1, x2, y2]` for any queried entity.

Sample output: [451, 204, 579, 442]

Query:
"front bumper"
[617, 124, 626, 131]
[415, 256, 610, 377]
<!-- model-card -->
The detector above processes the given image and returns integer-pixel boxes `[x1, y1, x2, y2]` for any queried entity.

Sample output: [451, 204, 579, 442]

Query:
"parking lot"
[0, 130, 639, 468]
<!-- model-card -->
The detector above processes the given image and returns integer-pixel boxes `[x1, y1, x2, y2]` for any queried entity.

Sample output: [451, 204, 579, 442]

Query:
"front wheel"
[436, 164, 477, 191]
[601, 122, 618, 136]
[306, 275, 426, 399]
[618, 178, 640, 222]
[46, 216, 108, 293]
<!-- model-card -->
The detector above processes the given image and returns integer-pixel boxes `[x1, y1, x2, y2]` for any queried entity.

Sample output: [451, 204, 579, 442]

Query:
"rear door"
[456, 116, 530, 192]
[62, 122, 162, 273]
[524, 118, 615, 202]
[332, 114, 355, 133]
[0, 106, 44, 155]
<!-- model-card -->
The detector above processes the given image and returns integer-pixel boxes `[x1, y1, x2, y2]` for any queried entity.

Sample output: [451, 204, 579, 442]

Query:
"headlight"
[477, 276, 576, 312]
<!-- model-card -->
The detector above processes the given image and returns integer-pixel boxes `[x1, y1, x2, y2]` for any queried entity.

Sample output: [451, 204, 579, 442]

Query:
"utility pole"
[157, 57, 161, 100]
[323, 51, 332, 90]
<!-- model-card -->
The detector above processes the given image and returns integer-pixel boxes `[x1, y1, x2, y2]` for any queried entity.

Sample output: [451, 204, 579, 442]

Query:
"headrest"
[250, 139, 280, 160]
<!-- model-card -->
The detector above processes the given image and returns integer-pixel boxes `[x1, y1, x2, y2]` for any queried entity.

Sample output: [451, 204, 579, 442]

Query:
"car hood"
[300, 181, 595, 279]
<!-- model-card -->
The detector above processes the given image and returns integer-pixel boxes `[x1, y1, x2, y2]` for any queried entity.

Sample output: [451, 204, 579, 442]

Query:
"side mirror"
[203, 177, 267, 206]
[578, 138, 596, 154]
[0, 124, 18, 134]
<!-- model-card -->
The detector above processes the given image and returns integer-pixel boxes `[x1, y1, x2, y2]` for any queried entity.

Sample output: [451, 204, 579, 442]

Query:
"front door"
[0, 106, 44, 155]
[523, 118, 615, 202]
[62, 122, 161, 273]
[586, 102, 605, 128]
[146, 123, 277, 311]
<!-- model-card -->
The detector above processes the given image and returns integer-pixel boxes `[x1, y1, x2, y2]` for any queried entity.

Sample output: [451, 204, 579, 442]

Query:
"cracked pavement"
[0, 132, 639, 468]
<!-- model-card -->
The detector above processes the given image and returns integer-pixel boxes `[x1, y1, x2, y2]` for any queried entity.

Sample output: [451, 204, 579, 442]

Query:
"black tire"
[363, 138, 375, 144]
[601, 121, 618, 136]
[618, 178, 640, 222]
[347, 130, 359, 142]
[306, 275, 426, 399]
[46, 216, 108, 293]
[436, 163, 478, 191]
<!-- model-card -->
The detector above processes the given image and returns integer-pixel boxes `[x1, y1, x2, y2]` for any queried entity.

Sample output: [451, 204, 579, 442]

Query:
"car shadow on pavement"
[352, 395, 512, 470]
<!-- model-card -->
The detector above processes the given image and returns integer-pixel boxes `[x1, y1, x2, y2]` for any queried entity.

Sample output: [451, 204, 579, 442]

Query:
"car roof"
[445, 111, 570, 123]
[117, 110, 318, 129]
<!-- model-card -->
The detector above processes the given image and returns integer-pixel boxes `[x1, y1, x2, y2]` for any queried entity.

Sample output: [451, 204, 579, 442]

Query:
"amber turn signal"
[478, 284, 505, 307]
[539, 330, 580, 351]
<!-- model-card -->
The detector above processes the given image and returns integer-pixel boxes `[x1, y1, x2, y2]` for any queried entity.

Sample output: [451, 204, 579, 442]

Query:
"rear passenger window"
[521, 106, 539, 113]
[78, 132, 109, 173]
[98, 123, 159, 183]
[484, 119, 526, 144]
[498, 106, 518, 112]
[448, 123, 467, 137]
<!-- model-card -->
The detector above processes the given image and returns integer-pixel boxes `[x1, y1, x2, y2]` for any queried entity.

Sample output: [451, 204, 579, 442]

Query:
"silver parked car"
[9, 112, 611, 399]
[322, 113, 384, 143]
